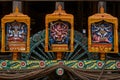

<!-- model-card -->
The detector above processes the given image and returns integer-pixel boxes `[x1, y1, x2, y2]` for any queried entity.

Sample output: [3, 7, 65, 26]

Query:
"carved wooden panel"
[1, 8, 30, 53]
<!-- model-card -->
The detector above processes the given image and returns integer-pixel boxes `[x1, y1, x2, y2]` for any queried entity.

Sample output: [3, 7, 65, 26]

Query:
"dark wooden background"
[0, 1, 120, 35]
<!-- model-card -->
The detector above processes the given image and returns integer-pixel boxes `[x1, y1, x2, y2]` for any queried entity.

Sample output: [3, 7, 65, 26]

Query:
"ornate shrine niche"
[88, 8, 118, 53]
[1, 8, 30, 53]
[45, 4, 74, 52]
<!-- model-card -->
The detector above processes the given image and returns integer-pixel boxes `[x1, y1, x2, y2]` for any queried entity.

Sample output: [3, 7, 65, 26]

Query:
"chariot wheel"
[21, 30, 99, 60]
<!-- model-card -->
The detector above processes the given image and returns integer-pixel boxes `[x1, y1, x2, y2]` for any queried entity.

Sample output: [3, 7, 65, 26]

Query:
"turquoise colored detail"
[0, 60, 119, 70]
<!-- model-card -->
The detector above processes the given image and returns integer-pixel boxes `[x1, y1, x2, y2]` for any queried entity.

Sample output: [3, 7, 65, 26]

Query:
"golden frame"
[88, 13, 118, 53]
[1, 8, 30, 53]
[45, 4, 74, 52]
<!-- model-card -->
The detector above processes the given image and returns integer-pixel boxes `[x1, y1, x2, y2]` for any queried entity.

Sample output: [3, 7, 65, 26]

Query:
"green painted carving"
[0, 60, 119, 70]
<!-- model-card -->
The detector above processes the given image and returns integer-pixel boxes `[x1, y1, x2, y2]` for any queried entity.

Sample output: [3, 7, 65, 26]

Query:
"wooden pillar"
[13, 0, 22, 12]
[13, 52, 18, 61]
[100, 53, 105, 60]
[57, 52, 62, 60]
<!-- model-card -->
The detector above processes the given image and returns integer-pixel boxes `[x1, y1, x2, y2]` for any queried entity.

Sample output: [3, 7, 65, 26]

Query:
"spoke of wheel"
[30, 56, 39, 60]
[66, 43, 79, 60]
[21, 54, 29, 60]
[48, 43, 56, 59]
[30, 39, 44, 59]
[37, 47, 50, 59]
[63, 52, 67, 60]
[32, 50, 46, 60]
[66, 52, 72, 60]
[69, 48, 82, 60]
[75, 50, 88, 60]
[69, 40, 87, 60]
[41, 42, 55, 59]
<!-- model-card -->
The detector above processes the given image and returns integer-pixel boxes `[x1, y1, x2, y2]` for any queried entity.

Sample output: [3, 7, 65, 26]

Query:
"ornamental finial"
[100, 6, 104, 13]
[14, 7, 19, 13]
[58, 4, 63, 11]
